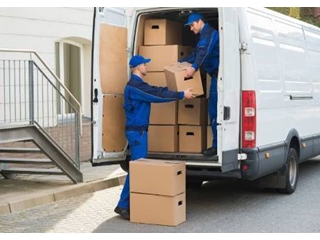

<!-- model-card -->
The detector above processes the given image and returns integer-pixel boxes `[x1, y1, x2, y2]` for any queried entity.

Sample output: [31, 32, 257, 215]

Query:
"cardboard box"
[206, 73, 211, 99]
[164, 62, 204, 96]
[144, 19, 182, 46]
[130, 192, 186, 226]
[144, 72, 167, 87]
[139, 45, 191, 72]
[179, 125, 206, 153]
[207, 125, 213, 148]
[148, 125, 178, 152]
[150, 102, 178, 125]
[130, 159, 185, 196]
[178, 98, 207, 125]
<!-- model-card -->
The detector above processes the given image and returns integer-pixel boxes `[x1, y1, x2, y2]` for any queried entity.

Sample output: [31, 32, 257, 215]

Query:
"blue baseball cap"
[185, 13, 204, 26]
[129, 55, 151, 68]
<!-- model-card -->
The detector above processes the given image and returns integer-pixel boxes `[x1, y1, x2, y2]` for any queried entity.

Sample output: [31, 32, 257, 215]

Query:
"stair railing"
[0, 48, 82, 169]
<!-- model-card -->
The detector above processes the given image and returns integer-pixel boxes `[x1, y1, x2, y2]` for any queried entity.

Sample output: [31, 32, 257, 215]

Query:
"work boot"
[202, 147, 217, 156]
[114, 206, 130, 220]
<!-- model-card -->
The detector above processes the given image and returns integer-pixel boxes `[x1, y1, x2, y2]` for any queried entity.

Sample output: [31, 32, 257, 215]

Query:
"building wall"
[0, 7, 94, 161]
[0, 7, 93, 117]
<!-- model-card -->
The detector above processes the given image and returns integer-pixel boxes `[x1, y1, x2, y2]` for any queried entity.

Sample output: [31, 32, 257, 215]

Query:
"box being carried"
[164, 62, 204, 96]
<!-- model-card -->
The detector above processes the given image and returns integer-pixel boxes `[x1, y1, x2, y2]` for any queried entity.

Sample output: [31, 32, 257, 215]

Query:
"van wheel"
[279, 148, 299, 194]
[186, 180, 203, 189]
[120, 157, 130, 173]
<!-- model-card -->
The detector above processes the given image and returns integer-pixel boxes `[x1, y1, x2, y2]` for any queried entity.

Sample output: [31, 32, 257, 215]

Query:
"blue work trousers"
[208, 76, 217, 148]
[117, 130, 147, 209]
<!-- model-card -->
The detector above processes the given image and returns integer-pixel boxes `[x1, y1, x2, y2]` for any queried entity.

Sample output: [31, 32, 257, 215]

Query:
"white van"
[91, 7, 320, 193]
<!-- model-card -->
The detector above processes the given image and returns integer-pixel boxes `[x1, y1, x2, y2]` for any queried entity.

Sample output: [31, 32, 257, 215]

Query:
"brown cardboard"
[178, 98, 207, 125]
[148, 125, 178, 152]
[100, 24, 127, 94]
[179, 125, 206, 153]
[139, 45, 191, 72]
[150, 102, 178, 125]
[130, 159, 185, 196]
[130, 192, 186, 226]
[102, 95, 126, 152]
[144, 72, 167, 87]
[164, 62, 204, 96]
[206, 73, 211, 99]
[144, 19, 182, 46]
[207, 125, 213, 148]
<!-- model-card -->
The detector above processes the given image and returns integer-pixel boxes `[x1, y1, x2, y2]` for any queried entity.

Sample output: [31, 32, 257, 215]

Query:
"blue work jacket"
[123, 74, 184, 129]
[182, 23, 219, 76]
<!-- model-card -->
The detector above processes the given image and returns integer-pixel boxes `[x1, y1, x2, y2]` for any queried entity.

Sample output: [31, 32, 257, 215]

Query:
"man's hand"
[184, 88, 195, 99]
[184, 66, 196, 78]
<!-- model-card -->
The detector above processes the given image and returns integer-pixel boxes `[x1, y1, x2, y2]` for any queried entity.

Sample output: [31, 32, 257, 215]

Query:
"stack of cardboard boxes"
[141, 18, 208, 154]
[130, 159, 186, 226]
[140, 19, 189, 153]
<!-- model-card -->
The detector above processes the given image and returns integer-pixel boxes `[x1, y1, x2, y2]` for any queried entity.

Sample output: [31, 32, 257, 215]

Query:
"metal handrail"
[0, 48, 82, 134]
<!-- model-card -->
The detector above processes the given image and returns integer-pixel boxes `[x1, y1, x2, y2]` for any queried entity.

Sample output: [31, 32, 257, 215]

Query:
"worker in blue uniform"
[114, 55, 194, 220]
[181, 12, 220, 156]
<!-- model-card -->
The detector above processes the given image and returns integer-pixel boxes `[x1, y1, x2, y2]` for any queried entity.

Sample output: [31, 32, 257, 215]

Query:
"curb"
[0, 174, 126, 215]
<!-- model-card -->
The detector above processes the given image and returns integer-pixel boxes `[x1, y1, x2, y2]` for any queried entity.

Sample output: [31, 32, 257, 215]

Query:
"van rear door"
[218, 8, 241, 172]
[91, 7, 130, 165]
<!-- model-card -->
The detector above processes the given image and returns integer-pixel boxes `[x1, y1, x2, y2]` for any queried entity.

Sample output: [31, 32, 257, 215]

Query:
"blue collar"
[200, 22, 209, 35]
[131, 74, 144, 82]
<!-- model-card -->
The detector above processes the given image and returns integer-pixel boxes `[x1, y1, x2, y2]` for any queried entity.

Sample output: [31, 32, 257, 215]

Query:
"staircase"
[0, 49, 83, 183]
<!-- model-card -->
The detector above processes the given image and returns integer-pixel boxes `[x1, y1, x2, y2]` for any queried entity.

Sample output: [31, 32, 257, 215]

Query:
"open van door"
[91, 7, 129, 166]
[218, 8, 241, 172]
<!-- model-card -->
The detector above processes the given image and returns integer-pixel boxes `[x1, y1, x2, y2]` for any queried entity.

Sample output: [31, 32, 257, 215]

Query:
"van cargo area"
[133, 9, 225, 174]
[94, 7, 231, 180]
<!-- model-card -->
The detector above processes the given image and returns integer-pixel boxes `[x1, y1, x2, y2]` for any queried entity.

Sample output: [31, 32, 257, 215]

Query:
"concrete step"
[0, 158, 53, 165]
[0, 147, 41, 153]
[1, 167, 64, 175]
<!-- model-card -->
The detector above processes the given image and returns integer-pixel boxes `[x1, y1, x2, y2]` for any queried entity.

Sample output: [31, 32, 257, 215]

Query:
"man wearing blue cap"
[114, 54, 194, 220]
[181, 12, 219, 156]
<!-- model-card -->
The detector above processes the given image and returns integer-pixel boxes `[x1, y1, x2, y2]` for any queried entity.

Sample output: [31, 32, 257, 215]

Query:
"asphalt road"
[1, 158, 320, 233]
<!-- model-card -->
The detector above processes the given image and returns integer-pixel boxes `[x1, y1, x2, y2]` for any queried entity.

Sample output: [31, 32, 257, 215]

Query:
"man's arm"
[127, 81, 183, 103]
[192, 30, 219, 71]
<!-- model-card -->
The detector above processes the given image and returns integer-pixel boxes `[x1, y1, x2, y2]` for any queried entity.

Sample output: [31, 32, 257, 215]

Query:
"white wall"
[0, 7, 93, 117]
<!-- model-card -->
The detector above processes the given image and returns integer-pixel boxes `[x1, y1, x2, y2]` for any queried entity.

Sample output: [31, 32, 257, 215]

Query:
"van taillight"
[242, 91, 256, 148]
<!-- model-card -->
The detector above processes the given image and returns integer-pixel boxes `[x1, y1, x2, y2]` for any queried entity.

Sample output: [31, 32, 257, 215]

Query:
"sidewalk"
[0, 162, 126, 215]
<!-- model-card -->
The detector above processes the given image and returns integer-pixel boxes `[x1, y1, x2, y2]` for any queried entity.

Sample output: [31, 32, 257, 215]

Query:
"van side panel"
[241, 8, 320, 180]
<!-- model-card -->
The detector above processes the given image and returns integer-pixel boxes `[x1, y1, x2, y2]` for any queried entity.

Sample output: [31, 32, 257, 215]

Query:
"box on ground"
[130, 192, 186, 226]
[144, 19, 182, 46]
[130, 159, 185, 196]
[164, 62, 204, 96]
[148, 125, 178, 152]
[179, 125, 206, 153]
[139, 45, 191, 72]
[150, 102, 178, 125]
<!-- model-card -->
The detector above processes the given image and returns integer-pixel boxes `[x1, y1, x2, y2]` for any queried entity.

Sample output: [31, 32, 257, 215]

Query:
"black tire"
[120, 157, 130, 173]
[186, 180, 203, 189]
[279, 148, 299, 194]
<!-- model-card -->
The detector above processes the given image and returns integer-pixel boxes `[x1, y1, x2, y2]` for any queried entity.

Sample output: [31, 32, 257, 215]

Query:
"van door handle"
[93, 88, 98, 103]
[224, 106, 230, 120]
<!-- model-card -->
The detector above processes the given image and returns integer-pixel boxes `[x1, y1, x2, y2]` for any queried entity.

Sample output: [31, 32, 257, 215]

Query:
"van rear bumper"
[241, 143, 286, 180]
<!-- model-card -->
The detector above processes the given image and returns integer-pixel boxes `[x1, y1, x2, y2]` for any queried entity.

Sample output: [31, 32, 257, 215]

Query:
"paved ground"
[0, 161, 126, 215]
[0, 185, 123, 233]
